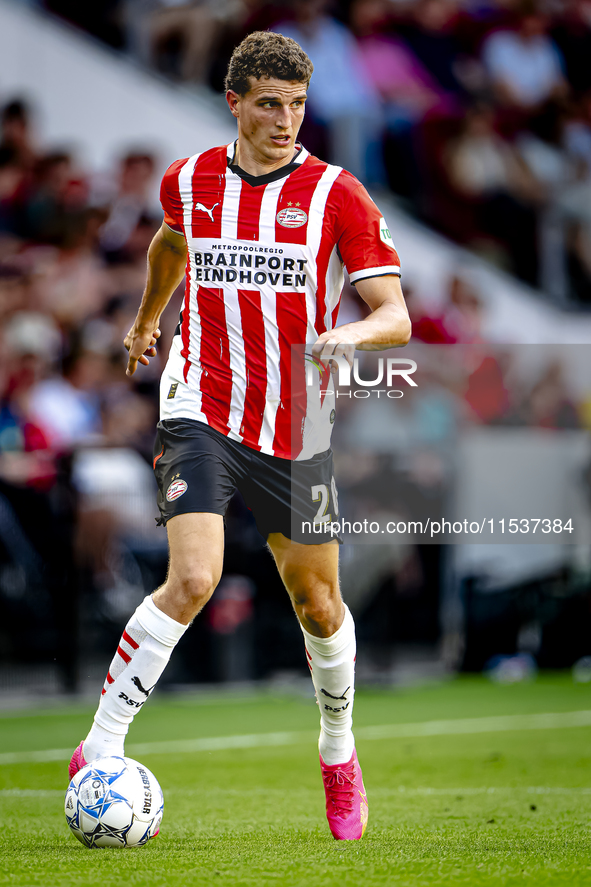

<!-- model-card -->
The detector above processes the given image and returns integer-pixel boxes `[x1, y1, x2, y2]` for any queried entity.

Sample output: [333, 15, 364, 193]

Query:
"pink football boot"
[68, 742, 88, 780]
[320, 748, 368, 840]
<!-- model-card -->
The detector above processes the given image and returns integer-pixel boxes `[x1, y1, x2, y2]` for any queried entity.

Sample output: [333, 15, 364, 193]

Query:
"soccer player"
[69, 31, 411, 841]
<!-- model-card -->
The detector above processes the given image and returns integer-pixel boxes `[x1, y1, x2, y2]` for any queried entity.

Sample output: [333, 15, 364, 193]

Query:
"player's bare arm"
[124, 222, 186, 376]
[312, 274, 411, 367]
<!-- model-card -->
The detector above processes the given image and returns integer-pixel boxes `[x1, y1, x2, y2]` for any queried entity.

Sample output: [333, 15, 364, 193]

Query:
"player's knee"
[292, 586, 342, 636]
[171, 568, 218, 610]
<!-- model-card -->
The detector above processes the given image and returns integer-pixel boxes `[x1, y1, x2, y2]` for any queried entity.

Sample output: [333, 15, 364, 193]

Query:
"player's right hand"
[124, 326, 161, 376]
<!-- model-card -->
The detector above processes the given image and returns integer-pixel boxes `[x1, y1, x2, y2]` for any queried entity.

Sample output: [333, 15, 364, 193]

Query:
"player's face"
[228, 77, 307, 172]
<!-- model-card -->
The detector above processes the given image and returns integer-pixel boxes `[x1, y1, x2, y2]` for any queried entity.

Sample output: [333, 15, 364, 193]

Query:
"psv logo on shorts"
[166, 479, 188, 502]
[276, 207, 307, 228]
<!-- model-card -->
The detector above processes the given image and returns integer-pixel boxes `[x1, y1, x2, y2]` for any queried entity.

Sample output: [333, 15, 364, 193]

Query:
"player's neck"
[233, 139, 296, 178]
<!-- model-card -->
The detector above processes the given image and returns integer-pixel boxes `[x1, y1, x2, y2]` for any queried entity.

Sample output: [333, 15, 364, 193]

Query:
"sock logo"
[320, 687, 350, 701]
[320, 687, 351, 713]
[118, 692, 144, 708]
[132, 676, 155, 698]
[323, 701, 350, 713]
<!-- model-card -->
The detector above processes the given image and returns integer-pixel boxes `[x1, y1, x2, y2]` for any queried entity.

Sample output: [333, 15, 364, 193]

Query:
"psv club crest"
[276, 207, 307, 228]
[166, 479, 188, 502]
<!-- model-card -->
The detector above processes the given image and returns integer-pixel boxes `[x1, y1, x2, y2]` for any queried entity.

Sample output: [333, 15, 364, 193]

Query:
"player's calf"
[300, 604, 356, 765]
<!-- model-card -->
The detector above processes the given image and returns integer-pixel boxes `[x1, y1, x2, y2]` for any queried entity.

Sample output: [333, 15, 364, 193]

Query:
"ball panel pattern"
[64, 756, 164, 849]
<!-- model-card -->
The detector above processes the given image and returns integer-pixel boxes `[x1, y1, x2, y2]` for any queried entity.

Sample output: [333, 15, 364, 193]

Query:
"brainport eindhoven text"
[194, 250, 307, 287]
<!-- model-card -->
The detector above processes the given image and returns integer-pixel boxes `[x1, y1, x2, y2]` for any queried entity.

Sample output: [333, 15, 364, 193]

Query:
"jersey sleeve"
[160, 158, 189, 234]
[335, 182, 401, 284]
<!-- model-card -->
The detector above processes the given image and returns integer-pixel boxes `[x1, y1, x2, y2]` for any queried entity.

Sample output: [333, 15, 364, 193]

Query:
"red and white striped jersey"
[159, 142, 401, 461]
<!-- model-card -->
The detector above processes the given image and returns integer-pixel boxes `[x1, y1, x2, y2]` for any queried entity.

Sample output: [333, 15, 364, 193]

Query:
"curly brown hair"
[224, 31, 314, 96]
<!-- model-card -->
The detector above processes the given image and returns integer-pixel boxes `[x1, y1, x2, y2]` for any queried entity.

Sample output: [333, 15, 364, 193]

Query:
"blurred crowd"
[0, 92, 177, 684]
[35, 0, 591, 302]
[0, 99, 163, 491]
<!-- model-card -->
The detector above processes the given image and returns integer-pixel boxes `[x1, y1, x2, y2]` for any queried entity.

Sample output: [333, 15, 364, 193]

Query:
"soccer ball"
[64, 756, 164, 848]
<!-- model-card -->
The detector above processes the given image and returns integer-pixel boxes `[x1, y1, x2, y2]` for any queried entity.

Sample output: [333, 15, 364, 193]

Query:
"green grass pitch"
[1, 674, 591, 886]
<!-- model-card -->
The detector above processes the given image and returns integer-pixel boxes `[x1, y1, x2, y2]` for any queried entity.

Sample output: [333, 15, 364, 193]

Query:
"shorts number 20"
[311, 477, 339, 524]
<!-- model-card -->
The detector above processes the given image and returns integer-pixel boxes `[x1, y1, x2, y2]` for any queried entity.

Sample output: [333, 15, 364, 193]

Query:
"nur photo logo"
[305, 353, 418, 398]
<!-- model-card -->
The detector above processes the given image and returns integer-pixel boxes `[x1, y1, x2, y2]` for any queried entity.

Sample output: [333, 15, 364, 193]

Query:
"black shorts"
[153, 419, 341, 544]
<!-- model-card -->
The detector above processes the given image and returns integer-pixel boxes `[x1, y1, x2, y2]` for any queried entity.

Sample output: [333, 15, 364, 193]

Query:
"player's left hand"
[311, 332, 356, 372]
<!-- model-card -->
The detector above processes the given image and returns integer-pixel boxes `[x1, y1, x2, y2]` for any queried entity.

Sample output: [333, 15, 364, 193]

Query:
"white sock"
[83, 595, 188, 761]
[300, 604, 356, 766]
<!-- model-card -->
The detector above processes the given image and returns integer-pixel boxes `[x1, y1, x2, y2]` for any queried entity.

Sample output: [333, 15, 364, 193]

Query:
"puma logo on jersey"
[194, 201, 219, 222]
[131, 675, 155, 698]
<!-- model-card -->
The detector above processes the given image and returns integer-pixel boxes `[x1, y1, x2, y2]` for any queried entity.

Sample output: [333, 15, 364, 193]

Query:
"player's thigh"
[153, 512, 224, 623]
[267, 532, 340, 600]
[166, 511, 225, 587]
